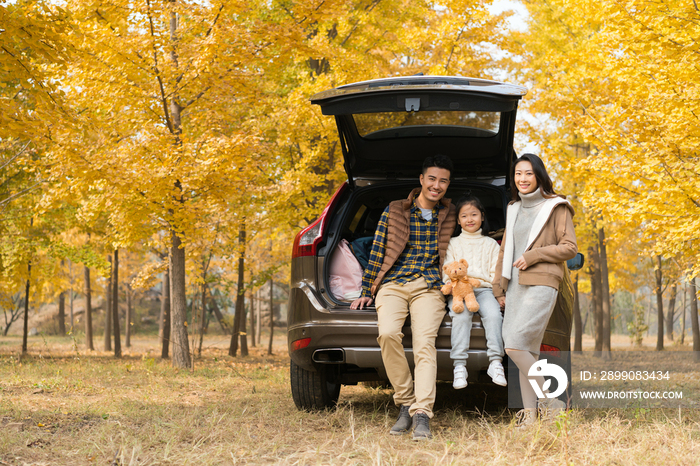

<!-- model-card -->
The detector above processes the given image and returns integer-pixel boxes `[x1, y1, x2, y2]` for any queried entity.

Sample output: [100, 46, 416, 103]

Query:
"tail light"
[540, 344, 560, 358]
[292, 182, 349, 258]
[291, 337, 311, 351]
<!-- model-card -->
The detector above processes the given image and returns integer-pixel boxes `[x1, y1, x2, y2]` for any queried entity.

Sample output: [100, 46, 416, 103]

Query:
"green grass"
[1, 334, 699, 465]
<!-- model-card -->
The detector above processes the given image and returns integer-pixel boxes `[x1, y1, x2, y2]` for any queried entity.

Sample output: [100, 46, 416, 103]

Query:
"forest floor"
[1, 333, 699, 465]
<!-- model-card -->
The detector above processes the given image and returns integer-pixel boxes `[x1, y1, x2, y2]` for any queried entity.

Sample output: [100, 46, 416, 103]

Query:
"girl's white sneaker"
[453, 365, 468, 389]
[487, 360, 507, 386]
[538, 397, 566, 420]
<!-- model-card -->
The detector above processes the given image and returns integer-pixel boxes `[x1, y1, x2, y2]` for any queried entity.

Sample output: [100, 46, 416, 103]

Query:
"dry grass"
[1, 334, 699, 465]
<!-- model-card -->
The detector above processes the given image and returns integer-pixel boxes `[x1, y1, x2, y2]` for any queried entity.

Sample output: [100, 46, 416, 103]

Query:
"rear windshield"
[353, 110, 500, 139]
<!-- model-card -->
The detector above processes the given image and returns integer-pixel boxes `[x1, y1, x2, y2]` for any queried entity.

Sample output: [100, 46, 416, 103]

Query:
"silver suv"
[288, 76, 578, 409]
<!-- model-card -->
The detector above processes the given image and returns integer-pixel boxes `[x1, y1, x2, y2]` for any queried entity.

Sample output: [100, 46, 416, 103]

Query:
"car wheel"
[290, 360, 341, 410]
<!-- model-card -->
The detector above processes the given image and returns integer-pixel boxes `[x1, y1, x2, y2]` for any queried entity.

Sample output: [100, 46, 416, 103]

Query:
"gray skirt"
[502, 267, 558, 356]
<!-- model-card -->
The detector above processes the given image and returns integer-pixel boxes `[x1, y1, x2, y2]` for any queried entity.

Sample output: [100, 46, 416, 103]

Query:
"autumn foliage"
[1, 0, 698, 360]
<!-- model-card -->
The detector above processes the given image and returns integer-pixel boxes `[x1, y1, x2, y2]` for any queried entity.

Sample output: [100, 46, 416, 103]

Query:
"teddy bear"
[441, 259, 481, 314]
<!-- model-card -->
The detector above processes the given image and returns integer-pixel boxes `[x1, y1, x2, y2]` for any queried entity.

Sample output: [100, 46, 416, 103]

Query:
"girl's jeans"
[448, 288, 504, 367]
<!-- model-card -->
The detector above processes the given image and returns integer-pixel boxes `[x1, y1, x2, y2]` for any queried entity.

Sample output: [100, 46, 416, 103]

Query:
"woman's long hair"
[509, 153, 562, 201]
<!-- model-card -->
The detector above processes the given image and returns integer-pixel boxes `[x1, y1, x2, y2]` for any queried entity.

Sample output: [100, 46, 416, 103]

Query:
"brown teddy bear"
[441, 259, 481, 313]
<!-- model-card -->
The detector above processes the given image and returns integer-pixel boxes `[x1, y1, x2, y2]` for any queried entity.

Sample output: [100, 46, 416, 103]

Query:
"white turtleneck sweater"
[442, 229, 500, 288]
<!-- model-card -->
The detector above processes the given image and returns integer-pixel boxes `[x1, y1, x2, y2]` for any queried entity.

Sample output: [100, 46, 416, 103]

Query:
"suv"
[288, 76, 577, 410]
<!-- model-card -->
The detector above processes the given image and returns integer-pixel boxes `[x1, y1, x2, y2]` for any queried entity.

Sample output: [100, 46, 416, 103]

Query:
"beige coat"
[492, 201, 577, 297]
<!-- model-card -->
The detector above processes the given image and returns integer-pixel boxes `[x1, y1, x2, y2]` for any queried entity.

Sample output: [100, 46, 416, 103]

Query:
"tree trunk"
[3, 297, 22, 336]
[229, 225, 247, 356]
[205, 284, 229, 334]
[666, 283, 677, 342]
[655, 255, 664, 351]
[249, 290, 256, 347]
[240, 289, 248, 356]
[598, 227, 611, 359]
[681, 282, 687, 345]
[125, 284, 132, 348]
[84, 266, 94, 350]
[573, 273, 582, 351]
[268, 278, 274, 356]
[161, 269, 171, 359]
[158, 297, 164, 340]
[58, 259, 66, 335]
[256, 288, 262, 343]
[230, 297, 241, 356]
[646, 290, 652, 336]
[158, 264, 165, 341]
[188, 286, 197, 361]
[589, 245, 603, 355]
[170, 230, 191, 368]
[198, 279, 206, 357]
[112, 249, 122, 358]
[21, 261, 31, 356]
[104, 255, 112, 352]
[69, 260, 75, 330]
[58, 291, 66, 336]
[690, 277, 699, 362]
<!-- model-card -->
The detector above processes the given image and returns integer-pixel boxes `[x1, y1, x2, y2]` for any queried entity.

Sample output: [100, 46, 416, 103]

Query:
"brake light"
[291, 182, 349, 258]
[291, 337, 311, 351]
[540, 344, 560, 358]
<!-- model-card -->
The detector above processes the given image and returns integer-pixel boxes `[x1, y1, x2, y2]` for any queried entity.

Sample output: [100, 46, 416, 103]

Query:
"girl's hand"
[351, 297, 374, 309]
[496, 296, 506, 310]
[513, 256, 528, 270]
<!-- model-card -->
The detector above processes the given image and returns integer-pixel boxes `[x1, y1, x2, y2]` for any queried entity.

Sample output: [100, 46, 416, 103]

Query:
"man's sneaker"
[452, 365, 468, 389]
[390, 405, 412, 435]
[412, 412, 432, 440]
[487, 360, 507, 386]
[538, 397, 566, 420]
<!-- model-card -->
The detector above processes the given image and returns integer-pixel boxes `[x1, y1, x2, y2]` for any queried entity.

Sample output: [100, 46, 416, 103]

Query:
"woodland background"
[2, 0, 700, 366]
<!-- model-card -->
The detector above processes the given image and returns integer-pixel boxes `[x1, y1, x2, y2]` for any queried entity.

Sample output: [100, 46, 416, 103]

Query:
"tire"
[290, 360, 341, 410]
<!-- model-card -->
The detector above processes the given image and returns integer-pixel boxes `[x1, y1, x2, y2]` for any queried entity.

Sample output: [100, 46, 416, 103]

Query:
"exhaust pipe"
[312, 349, 345, 364]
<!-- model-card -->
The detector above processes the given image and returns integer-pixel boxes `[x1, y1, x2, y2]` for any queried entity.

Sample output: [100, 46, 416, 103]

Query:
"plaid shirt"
[360, 201, 443, 298]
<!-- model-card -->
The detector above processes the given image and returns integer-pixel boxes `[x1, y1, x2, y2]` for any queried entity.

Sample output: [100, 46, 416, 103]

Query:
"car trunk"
[310, 76, 525, 355]
[318, 180, 507, 354]
[321, 180, 507, 300]
[310, 75, 527, 187]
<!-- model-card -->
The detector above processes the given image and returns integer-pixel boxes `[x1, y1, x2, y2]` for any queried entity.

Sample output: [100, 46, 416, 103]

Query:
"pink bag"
[329, 239, 364, 301]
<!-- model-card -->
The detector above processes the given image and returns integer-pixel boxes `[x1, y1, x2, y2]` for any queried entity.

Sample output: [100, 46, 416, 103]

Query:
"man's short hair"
[422, 155, 454, 179]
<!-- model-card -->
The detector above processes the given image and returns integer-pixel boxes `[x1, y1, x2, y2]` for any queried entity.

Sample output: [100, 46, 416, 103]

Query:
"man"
[351, 155, 456, 440]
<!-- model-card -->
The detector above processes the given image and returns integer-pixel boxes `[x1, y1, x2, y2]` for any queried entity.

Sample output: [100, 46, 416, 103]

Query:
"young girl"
[493, 153, 578, 427]
[444, 195, 506, 389]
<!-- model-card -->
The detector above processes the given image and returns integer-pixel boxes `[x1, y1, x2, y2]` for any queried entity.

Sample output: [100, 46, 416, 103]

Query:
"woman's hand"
[496, 296, 506, 310]
[513, 256, 528, 271]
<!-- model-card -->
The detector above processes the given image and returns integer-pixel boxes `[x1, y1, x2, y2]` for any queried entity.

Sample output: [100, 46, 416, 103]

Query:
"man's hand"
[513, 256, 528, 271]
[496, 296, 506, 310]
[351, 297, 374, 310]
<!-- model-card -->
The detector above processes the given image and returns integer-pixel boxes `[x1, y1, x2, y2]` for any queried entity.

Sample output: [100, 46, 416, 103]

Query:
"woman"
[492, 153, 578, 428]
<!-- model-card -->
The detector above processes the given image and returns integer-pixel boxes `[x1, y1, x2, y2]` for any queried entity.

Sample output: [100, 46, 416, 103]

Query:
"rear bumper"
[287, 270, 572, 384]
[288, 315, 490, 383]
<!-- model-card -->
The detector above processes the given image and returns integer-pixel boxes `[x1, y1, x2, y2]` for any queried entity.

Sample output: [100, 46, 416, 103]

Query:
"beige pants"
[375, 277, 446, 418]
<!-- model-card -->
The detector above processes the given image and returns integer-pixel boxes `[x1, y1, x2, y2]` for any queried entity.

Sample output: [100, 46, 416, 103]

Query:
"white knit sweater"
[442, 229, 500, 288]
